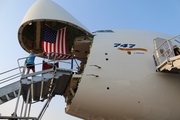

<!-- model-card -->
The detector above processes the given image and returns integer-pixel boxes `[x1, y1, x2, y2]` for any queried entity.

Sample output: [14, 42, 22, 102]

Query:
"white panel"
[20, 0, 90, 33]
[66, 30, 180, 120]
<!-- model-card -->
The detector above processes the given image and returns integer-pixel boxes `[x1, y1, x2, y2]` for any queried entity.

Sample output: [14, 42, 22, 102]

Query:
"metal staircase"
[0, 81, 20, 105]
[0, 55, 80, 120]
[0, 66, 22, 105]
[153, 34, 180, 73]
[20, 68, 72, 103]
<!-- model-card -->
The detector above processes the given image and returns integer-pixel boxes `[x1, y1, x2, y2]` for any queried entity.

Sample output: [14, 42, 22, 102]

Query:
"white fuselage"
[66, 30, 180, 120]
[17, 0, 180, 119]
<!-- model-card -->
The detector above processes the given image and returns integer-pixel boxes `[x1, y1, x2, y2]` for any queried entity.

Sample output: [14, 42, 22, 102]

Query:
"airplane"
[1, 0, 180, 120]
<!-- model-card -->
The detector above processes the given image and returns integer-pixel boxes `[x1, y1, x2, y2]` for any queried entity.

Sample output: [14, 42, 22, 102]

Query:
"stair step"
[0, 68, 73, 105]
[0, 81, 20, 105]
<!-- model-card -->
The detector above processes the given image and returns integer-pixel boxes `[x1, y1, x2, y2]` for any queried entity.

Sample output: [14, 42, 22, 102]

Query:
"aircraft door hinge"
[90, 65, 101, 69]
[86, 74, 99, 77]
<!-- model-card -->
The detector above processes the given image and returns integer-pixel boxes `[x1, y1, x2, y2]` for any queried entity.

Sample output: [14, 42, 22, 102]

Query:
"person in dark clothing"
[26, 50, 43, 74]
[26, 50, 36, 74]
[173, 45, 180, 56]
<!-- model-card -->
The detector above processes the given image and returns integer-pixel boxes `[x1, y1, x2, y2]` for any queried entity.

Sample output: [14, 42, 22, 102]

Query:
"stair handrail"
[0, 67, 22, 75]
[0, 116, 37, 120]
[17, 53, 79, 76]
[0, 73, 21, 84]
[154, 34, 180, 52]
[153, 41, 172, 66]
[46, 52, 79, 71]
[153, 34, 180, 66]
[0, 66, 22, 85]
[17, 56, 30, 75]
[17, 57, 49, 75]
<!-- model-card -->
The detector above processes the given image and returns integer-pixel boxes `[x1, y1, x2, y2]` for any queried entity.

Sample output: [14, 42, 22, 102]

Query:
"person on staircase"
[173, 45, 180, 56]
[26, 50, 43, 74]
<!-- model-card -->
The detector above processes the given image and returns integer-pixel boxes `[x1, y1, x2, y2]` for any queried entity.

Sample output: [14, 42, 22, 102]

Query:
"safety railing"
[153, 34, 180, 67]
[0, 52, 79, 88]
[17, 53, 79, 76]
[0, 53, 80, 120]
[45, 52, 79, 69]
[0, 116, 37, 120]
[0, 66, 22, 88]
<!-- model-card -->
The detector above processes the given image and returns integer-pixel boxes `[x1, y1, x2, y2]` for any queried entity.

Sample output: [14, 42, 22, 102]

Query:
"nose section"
[18, 0, 92, 55]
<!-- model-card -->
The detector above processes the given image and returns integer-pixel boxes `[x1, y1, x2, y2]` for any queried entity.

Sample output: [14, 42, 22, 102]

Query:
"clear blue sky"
[0, 0, 179, 120]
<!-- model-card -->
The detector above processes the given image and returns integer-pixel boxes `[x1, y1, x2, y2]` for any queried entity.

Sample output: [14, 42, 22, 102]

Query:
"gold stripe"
[117, 47, 147, 52]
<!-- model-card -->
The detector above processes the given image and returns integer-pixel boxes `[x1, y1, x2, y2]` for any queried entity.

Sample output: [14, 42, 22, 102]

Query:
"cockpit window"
[92, 30, 114, 33]
[105, 30, 114, 32]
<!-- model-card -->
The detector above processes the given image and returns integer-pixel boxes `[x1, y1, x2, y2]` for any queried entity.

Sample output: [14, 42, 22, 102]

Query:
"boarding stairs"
[20, 67, 72, 102]
[153, 34, 180, 73]
[0, 67, 22, 105]
[0, 81, 20, 105]
[0, 56, 80, 120]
